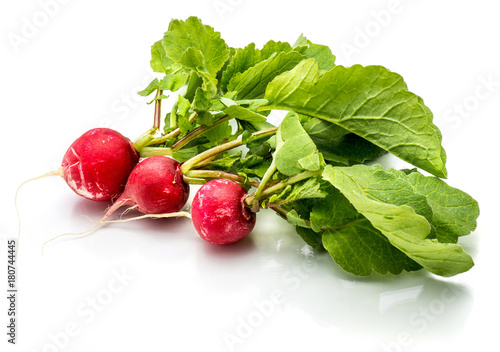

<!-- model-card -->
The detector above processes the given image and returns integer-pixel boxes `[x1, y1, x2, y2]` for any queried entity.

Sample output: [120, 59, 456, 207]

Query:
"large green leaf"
[322, 164, 474, 277]
[390, 169, 480, 243]
[261, 59, 447, 178]
[285, 184, 423, 275]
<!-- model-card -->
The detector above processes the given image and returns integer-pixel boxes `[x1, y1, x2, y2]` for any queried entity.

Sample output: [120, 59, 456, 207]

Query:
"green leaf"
[220, 97, 238, 107]
[259, 40, 294, 58]
[390, 169, 480, 243]
[221, 43, 262, 92]
[178, 114, 194, 134]
[151, 40, 189, 92]
[147, 94, 169, 105]
[173, 146, 199, 161]
[298, 152, 325, 172]
[177, 47, 218, 96]
[138, 78, 160, 96]
[306, 183, 422, 275]
[322, 164, 474, 277]
[275, 112, 318, 176]
[163, 17, 229, 97]
[204, 121, 232, 145]
[220, 41, 293, 92]
[236, 99, 269, 112]
[208, 151, 242, 170]
[206, 151, 271, 179]
[309, 184, 359, 232]
[303, 117, 385, 165]
[159, 72, 189, 92]
[177, 95, 191, 116]
[322, 221, 423, 276]
[192, 88, 212, 112]
[224, 105, 267, 124]
[237, 158, 271, 179]
[227, 51, 306, 100]
[295, 227, 323, 248]
[196, 111, 215, 126]
[150, 40, 174, 74]
[266, 177, 327, 206]
[293, 34, 336, 71]
[285, 209, 311, 229]
[262, 59, 447, 178]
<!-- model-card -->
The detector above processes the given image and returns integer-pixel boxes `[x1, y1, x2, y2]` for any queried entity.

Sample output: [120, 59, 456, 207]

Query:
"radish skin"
[191, 179, 256, 245]
[61, 128, 139, 201]
[104, 156, 190, 219]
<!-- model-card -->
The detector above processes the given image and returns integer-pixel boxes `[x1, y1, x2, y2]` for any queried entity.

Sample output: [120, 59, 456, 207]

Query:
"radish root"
[15, 168, 64, 257]
[42, 210, 192, 254]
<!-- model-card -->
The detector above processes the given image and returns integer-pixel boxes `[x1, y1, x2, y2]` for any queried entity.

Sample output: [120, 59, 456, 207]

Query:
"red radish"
[17, 128, 139, 202]
[15, 127, 139, 254]
[104, 156, 190, 218]
[191, 179, 256, 245]
[61, 128, 140, 201]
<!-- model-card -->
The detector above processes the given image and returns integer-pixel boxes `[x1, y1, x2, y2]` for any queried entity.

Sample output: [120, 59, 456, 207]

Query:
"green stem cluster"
[133, 85, 318, 217]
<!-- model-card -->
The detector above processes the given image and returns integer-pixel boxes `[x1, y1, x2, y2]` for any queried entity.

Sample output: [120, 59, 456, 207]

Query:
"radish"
[191, 179, 256, 245]
[103, 155, 190, 218]
[17, 128, 139, 202]
[60, 128, 140, 201]
[15, 127, 139, 254]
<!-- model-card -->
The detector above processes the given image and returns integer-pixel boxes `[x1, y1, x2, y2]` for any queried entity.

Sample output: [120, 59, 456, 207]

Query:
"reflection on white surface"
[6, 175, 477, 352]
[379, 286, 424, 313]
[189, 209, 475, 351]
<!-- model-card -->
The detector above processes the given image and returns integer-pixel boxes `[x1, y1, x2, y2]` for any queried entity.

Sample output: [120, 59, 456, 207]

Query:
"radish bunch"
[15, 16, 480, 279]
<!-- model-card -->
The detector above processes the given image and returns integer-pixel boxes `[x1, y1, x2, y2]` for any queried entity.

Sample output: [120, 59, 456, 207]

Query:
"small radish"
[191, 179, 256, 245]
[104, 155, 190, 218]
[15, 127, 139, 255]
[61, 128, 140, 201]
[17, 128, 139, 202]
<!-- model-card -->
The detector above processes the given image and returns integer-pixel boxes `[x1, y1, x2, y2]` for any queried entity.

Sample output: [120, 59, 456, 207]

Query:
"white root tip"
[101, 211, 192, 223]
[42, 220, 104, 255]
[42, 210, 191, 255]
[15, 168, 64, 258]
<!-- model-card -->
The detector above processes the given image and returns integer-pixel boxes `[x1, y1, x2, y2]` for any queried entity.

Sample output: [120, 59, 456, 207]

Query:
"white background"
[1, 0, 499, 351]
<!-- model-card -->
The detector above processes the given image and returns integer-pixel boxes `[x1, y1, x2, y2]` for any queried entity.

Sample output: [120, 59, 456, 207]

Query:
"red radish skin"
[61, 128, 139, 201]
[104, 156, 189, 218]
[191, 179, 256, 245]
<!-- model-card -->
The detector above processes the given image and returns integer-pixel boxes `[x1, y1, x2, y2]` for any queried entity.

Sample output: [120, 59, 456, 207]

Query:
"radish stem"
[184, 169, 259, 188]
[153, 89, 163, 129]
[180, 127, 277, 174]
